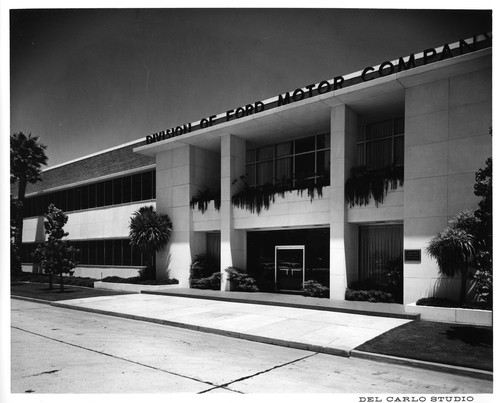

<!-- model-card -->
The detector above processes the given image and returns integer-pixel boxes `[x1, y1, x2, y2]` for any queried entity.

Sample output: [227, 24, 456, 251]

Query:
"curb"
[350, 350, 493, 381]
[49, 301, 351, 357]
[11, 295, 53, 305]
[12, 296, 492, 380]
[142, 290, 419, 320]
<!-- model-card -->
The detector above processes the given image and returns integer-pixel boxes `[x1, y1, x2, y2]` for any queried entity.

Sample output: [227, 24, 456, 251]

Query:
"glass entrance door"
[275, 246, 305, 292]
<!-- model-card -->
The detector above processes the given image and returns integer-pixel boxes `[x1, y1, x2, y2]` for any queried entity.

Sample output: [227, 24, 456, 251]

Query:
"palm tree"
[10, 132, 48, 274]
[427, 211, 477, 304]
[129, 206, 173, 280]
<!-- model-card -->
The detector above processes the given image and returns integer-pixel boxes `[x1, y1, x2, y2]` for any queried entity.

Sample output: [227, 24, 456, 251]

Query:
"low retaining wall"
[94, 281, 181, 293]
[405, 303, 492, 327]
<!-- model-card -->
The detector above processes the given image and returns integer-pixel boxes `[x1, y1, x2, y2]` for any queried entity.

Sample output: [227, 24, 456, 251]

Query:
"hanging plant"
[345, 165, 404, 207]
[231, 173, 328, 215]
[190, 189, 221, 213]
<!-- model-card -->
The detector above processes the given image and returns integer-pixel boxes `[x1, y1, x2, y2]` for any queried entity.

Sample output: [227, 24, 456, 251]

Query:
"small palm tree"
[129, 206, 172, 280]
[10, 132, 48, 274]
[427, 211, 477, 304]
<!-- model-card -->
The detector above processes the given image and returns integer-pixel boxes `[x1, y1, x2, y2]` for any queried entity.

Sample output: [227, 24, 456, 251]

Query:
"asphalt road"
[10, 298, 493, 395]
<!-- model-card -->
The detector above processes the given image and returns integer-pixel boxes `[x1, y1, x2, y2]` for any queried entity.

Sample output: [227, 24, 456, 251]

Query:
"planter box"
[94, 281, 181, 293]
[405, 302, 492, 327]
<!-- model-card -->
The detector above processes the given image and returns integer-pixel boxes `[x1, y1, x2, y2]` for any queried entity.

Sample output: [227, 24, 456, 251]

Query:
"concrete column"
[403, 68, 491, 304]
[155, 145, 204, 284]
[220, 134, 247, 290]
[329, 104, 358, 300]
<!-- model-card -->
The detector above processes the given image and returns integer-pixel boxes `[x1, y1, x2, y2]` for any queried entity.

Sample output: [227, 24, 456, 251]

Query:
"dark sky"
[10, 8, 492, 167]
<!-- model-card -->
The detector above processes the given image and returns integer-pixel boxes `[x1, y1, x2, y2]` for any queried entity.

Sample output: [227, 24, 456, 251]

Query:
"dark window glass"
[246, 164, 256, 186]
[113, 239, 122, 265]
[295, 153, 315, 181]
[62, 190, 69, 212]
[88, 184, 96, 208]
[96, 240, 104, 265]
[80, 241, 89, 265]
[74, 188, 82, 211]
[81, 186, 89, 210]
[104, 180, 113, 206]
[132, 174, 142, 202]
[67, 188, 74, 212]
[394, 117, 405, 135]
[41, 196, 48, 215]
[88, 240, 97, 265]
[275, 157, 292, 183]
[152, 171, 156, 198]
[122, 176, 132, 203]
[366, 120, 393, 140]
[394, 136, 404, 166]
[141, 172, 152, 200]
[316, 150, 330, 181]
[96, 182, 105, 207]
[122, 240, 132, 266]
[256, 161, 273, 185]
[256, 146, 273, 161]
[113, 178, 122, 204]
[276, 141, 293, 157]
[246, 149, 255, 163]
[24, 198, 31, 217]
[132, 245, 142, 266]
[104, 240, 113, 265]
[295, 137, 315, 154]
[54, 191, 62, 210]
[48, 192, 56, 208]
[317, 134, 331, 150]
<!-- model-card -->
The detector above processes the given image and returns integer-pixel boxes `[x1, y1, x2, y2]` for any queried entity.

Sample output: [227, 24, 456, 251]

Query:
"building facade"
[19, 34, 492, 304]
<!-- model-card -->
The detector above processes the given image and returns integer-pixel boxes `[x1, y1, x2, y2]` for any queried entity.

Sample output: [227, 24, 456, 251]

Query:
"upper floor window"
[23, 170, 156, 218]
[357, 117, 404, 170]
[246, 133, 330, 187]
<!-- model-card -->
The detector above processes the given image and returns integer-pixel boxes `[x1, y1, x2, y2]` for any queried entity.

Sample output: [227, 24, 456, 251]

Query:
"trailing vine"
[190, 189, 221, 213]
[345, 165, 404, 207]
[231, 174, 327, 215]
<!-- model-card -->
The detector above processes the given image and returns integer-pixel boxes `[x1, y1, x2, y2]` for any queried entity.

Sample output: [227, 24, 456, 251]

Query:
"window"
[96, 182, 105, 207]
[81, 186, 89, 210]
[357, 117, 404, 170]
[23, 169, 156, 218]
[132, 174, 142, 202]
[88, 184, 96, 209]
[359, 225, 403, 286]
[246, 134, 330, 187]
[122, 176, 132, 203]
[22, 238, 147, 267]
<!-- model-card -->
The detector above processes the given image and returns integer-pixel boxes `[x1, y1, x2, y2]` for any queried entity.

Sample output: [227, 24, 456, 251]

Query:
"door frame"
[274, 245, 305, 291]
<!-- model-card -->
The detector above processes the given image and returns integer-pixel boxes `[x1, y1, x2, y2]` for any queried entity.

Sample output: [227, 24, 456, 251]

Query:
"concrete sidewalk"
[51, 293, 412, 357]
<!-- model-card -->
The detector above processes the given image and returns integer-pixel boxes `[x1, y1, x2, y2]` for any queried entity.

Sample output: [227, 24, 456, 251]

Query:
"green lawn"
[11, 281, 131, 301]
[355, 320, 493, 371]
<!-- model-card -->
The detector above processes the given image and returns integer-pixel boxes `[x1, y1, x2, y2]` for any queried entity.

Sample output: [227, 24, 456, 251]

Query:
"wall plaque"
[404, 249, 421, 263]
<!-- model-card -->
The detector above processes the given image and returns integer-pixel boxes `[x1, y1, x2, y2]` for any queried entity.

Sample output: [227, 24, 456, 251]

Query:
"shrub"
[345, 288, 395, 303]
[190, 272, 221, 290]
[190, 255, 218, 279]
[416, 297, 490, 310]
[12, 273, 96, 288]
[302, 280, 329, 298]
[189, 255, 220, 290]
[225, 267, 259, 292]
[101, 276, 178, 285]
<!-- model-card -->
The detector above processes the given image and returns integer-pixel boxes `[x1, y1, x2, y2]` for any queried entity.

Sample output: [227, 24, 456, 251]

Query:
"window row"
[246, 134, 331, 187]
[357, 117, 404, 170]
[21, 239, 149, 267]
[23, 170, 156, 218]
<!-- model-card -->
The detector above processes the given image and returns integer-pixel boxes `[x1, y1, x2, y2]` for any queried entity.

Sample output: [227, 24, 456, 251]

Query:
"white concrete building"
[19, 33, 492, 305]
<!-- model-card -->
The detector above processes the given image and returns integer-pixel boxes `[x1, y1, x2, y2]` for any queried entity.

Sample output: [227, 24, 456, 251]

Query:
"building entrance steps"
[142, 288, 419, 320]
[52, 293, 415, 358]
